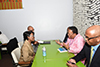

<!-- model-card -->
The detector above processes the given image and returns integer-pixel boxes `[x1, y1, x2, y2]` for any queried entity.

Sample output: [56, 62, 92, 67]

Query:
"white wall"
[0, 0, 73, 42]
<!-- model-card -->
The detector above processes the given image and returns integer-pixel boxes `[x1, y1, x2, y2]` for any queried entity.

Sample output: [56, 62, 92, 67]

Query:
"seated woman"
[56, 26, 85, 64]
[19, 31, 35, 67]
[56, 26, 85, 55]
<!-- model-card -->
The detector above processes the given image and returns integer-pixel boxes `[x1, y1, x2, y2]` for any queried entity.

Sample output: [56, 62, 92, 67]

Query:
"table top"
[31, 40, 85, 67]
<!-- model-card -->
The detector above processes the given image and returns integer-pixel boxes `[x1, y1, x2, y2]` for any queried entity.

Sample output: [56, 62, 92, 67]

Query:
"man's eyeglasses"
[84, 35, 100, 41]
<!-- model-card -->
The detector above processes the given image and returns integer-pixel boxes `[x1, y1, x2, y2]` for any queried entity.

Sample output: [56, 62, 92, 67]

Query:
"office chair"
[18, 41, 23, 49]
[11, 47, 31, 67]
[7, 37, 18, 56]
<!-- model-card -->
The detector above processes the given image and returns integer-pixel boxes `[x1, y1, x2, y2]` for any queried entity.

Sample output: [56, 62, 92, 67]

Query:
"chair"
[1, 43, 7, 51]
[11, 48, 31, 67]
[11, 48, 21, 67]
[7, 37, 18, 56]
[18, 41, 23, 49]
[0, 43, 8, 54]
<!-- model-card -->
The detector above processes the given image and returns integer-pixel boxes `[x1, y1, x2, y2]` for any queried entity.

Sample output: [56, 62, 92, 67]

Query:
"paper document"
[38, 40, 44, 43]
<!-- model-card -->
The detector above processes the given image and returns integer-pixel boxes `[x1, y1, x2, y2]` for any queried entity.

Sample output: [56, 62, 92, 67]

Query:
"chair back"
[7, 37, 18, 55]
[18, 41, 23, 49]
[11, 47, 20, 63]
[11, 47, 30, 67]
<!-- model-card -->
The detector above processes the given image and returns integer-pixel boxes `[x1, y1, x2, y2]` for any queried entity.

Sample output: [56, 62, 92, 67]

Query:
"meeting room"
[0, 0, 100, 67]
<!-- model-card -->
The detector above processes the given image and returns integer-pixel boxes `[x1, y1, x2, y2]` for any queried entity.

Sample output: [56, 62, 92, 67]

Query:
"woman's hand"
[63, 42, 69, 49]
[55, 40, 62, 46]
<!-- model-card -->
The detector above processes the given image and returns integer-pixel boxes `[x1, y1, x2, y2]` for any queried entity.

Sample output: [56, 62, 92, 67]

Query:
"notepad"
[57, 48, 67, 53]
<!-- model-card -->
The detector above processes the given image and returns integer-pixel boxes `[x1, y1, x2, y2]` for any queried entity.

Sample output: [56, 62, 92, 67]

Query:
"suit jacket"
[72, 42, 100, 67]
[19, 40, 35, 62]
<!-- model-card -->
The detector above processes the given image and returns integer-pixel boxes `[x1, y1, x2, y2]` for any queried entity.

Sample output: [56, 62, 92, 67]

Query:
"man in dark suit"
[67, 25, 100, 67]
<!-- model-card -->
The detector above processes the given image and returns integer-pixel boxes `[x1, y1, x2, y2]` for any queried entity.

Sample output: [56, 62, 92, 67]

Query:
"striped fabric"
[0, 0, 22, 10]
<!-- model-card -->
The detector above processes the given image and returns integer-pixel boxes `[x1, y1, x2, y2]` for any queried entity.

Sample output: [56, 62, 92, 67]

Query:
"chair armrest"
[18, 61, 31, 65]
[2, 43, 7, 45]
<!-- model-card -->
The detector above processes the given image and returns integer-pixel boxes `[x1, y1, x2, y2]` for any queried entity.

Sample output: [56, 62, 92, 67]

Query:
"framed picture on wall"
[0, 0, 23, 10]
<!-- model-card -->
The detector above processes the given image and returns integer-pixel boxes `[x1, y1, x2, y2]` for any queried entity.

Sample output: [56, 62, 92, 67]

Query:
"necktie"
[89, 47, 93, 64]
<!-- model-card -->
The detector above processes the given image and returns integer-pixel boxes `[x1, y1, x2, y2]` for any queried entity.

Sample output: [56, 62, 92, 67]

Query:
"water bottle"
[42, 47, 46, 56]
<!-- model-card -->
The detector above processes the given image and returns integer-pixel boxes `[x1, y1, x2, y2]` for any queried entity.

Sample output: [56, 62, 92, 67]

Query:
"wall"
[73, 0, 100, 38]
[0, 0, 73, 42]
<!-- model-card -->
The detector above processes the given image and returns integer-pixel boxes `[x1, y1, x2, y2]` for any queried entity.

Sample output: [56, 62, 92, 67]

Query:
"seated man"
[0, 31, 9, 51]
[27, 26, 39, 53]
[0, 31, 9, 44]
[56, 26, 85, 55]
[67, 25, 100, 67]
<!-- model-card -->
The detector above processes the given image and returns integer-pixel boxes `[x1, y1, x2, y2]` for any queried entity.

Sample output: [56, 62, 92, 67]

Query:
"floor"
[0, 52, 13, 67]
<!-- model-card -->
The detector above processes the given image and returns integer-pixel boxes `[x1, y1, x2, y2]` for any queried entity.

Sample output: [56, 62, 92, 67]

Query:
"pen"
[67, 61, 75, 64]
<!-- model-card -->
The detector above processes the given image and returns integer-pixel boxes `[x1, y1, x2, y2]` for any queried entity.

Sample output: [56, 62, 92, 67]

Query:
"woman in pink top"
[56, 26, 85, 63]
[65, 34, 85, 55]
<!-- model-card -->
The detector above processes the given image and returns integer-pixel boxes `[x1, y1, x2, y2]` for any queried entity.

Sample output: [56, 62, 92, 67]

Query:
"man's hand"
[67, 59, 78, 67]
[67, 63, 78, 67]
[68, 59, 76, 64]
[34, 41, 38, 45]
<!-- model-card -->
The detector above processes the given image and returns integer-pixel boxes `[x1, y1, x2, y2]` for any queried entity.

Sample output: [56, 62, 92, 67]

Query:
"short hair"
[27, 26, 33, 30]
[69, 26, 78, 34]
[23, 31, 34, 41]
